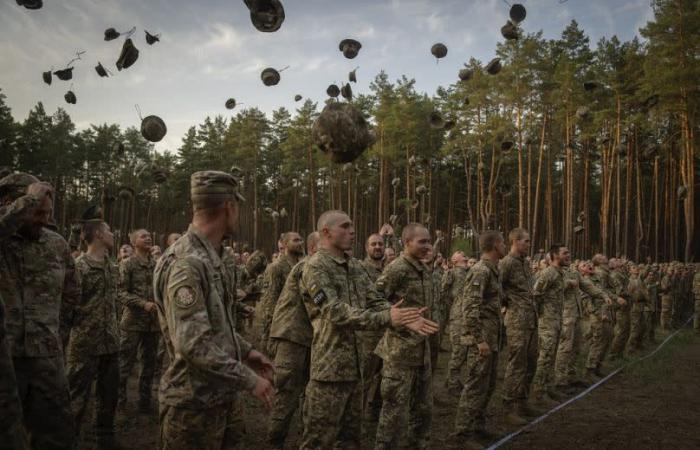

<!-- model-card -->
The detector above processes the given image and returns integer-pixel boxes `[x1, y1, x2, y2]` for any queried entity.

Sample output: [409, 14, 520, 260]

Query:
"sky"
[0, 0, 655, 152]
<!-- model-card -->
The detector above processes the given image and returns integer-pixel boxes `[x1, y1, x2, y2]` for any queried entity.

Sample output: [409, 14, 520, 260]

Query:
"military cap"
[225, 98, 237, 110]
[501, 21, 519, 40]
[341, 83, 353, 101]
[190, 170, 245, 206]
[244, 0, 285, 33]
[16, 0, 43, 10]
[0, 172, 40, 198]
[261, 67, 281, 86]
[141, 115, 167, 142]
[54, 67, 74, 81]
[294, 94, 302, 102]
[458, 68, 473, 81]
[145, 30, 160, 45]
[509, 4, 526, 23]
[312, 102, 376, 164]
[431, 43, 448, 59]
[95, 62, 110, 77]
[245, 250, 268, 277]
[327, 84, 340, 98]
[42, 70, 52, 85]
[349, 68, 358, 83]
[486, 58, 502, 75]
[64, 90, 77, 104]
[104, 28, 121, 41]
[116, 38, 139, 71]
[339, 39, 362, 59]
[79, 204, 103, 223]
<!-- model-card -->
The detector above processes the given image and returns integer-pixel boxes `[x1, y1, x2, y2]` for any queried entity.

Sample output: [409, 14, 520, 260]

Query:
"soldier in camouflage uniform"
[452, 231, 506, 448]
[499, 228, 539, 423]
[118, 228, 159, 411]
[585, 255, 622, 377]
[442, 251, 471, 394]
[299, 211, 437, 450]
[643, 268, 659, 343]
[659, 267, 673, 330]
[0, 178, 55, 450]
[374, 223, 435, 450]
[0, 173, 79, 449]
[358, 233, 385, 425]
[67, 219, 121, 449]
[256, 231, 304, 354]
[153, 171, 275, 450]
[608, 259, 631, 360]
[554, 262, 609, 391]
[266, 232, 319, 449]
[625, 264, 648, 355]
[531, 244, 570, 403]
[693, 267, 700, 334]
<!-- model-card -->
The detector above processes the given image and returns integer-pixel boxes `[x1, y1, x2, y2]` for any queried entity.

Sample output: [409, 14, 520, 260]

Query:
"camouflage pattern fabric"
[609, 270, 631, 359]
[255, 254, 294, 355]
[159, 400, 245, 450]
[443, 266, 469, 393]
[531, 265, 565, 394]
[300, 380, 362, 450]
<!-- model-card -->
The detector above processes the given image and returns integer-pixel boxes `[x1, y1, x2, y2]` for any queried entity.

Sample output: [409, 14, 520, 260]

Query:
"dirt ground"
[79, 326, 700, 450]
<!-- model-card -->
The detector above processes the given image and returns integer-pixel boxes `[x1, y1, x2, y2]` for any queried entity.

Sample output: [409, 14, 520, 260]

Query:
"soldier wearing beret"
[0, 173, 80, 449]
[299, 210, 438, 450]
[153, 171, 275, 450]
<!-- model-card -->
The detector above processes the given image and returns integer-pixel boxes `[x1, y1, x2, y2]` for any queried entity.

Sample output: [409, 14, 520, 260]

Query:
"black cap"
[64, 90, 77, 104]
[42, 70, 52, 85]
[327, 84, 340, 98]
[509, 4, 526, 23]
[116, 38, 139, 71]
[54, 67, 74, 81]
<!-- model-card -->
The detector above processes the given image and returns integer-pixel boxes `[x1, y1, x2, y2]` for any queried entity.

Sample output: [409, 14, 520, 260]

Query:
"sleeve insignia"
[174, 286, 197, 309]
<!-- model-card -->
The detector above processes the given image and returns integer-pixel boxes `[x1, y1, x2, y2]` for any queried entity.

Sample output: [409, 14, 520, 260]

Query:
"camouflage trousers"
[554, 315, 582, 386]
[0, 337, 22, 450]
[531, 318, 561, 393]
[375, 363, 432, 450]
[585, 313, 612, 370]
[66, 352, 119, 441]
[626, 307, 646, 354]
[13, 356, 75, 450]
[267, 339, 310, 447]
[660, 295, 673, 330]
[501, 322, 537, 402]
[446, 321, 468, 393]
[642, 310, 656, 343]
[454, 346, 498, 435]
[609, 307, 630, 359]
[694, 299, 700, 333]
[159, 400, 244, 450]
[358, 331, 384, 421]
[119, 330, 159, 405]
[301, 380, 362, 450]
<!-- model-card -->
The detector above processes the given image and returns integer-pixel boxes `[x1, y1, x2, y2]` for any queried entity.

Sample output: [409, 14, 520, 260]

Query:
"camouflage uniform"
[499, 253, 537, 405]
[609, 270, 631, 360]
[626, 275, 648, 354]
[153, 227, 259, 450]
[454, 258, 501, 436]
[256, 254, 295, 355]
[643, 273, 658, 343]
[67, 254, 120, 446]
[358, 258, 384, 420]
[442, 266, 469, 393]
[531, 265, 566, 396]
[659, 273, 673, 330]
[554, 270, 607, 387]
[692, 270, 700, 334]
[374, 254, 434, 450]
[585, 267, 615, 373]
[266, 260, 313, 448]
[428, 266, 443, 375]
[300, 249, 393, 450]
[0, 223, 80, 449]
[118, 254, 159, 408]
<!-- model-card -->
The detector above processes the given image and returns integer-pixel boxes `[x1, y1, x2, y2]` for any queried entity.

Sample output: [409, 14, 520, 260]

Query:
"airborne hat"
[501, 21, 519, 40]
[190, 170, 245, 206]
[244, 0, 285, 32]
[79, 204, 103, 223]
[104, 28, 120, 41]
[341, 83, 353, 101]
[42, 70, 52, 85]
[339, 39, 362, 59]
[225, 98, 237, 110]
[458, 68, 473, 81]
[431, 43, 448, 59]
[509, 4, 527, 23]
[145, 30, 161, 45]
[294, 94, 302, 102]
[54, 67, 74, 81]
[312, 102, 376, 164]
[261, 67, 281, 86]
[16, 0, 42, 10]
[64, 90, 77, 104]
[486, 58, 502, 75]
[141, 115, 167, 142]
[349, 67, 358, 83]
[116, 38, 139, 71]
[327, 84, 340, 98]
[95, 62, 110, 77]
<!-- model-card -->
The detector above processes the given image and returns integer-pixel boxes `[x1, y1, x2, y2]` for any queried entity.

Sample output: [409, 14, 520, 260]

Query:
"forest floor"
[80, 324, 700, 450]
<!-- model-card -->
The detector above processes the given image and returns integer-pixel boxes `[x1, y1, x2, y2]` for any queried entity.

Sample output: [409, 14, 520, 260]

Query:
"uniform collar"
[402, 253, 427, 273]
[480, 257, 499, 275]
[317, 247, 349, 266]
[187, 225, 223, 270]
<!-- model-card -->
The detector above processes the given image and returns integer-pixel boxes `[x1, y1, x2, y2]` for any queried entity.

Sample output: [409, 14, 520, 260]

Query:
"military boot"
[503, 401, 528, 426]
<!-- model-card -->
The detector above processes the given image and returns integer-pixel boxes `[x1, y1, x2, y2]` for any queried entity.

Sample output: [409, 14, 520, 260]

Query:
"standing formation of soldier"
[0, 168, 698, 450]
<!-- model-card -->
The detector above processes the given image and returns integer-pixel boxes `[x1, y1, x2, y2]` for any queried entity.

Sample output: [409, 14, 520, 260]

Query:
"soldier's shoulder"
[470, 261, 491, 278]
[41, 227, 69, 251]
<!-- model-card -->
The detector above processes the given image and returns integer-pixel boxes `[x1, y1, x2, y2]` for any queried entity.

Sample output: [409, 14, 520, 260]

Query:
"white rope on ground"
[486, 316, 695, 450]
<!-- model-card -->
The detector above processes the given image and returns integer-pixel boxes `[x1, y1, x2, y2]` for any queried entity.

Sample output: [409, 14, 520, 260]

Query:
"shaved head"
[317, 210, 347, 232]
[307, 231, 320, 255]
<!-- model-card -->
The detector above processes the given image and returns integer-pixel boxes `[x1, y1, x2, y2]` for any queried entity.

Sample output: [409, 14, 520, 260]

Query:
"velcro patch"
[312, 289, 328, 306]
[174, 286, 197, 309]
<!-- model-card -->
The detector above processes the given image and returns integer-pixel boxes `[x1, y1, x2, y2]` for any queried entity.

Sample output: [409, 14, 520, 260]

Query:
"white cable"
[486, 316, 695, 450]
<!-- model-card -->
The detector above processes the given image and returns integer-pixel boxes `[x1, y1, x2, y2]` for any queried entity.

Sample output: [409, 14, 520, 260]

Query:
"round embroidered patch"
[174, 286, 197, 309]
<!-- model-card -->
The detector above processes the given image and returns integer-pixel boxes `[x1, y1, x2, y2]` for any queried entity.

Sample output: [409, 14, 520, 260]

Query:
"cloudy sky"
[1, 0, 654, 152]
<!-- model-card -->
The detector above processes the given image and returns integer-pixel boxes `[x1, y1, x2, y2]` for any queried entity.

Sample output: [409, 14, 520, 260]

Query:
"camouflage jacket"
[610, 270, 631, 311]
[627, 276, 649, 313]
[360, 257, 383, 283]
[499, 253, 536, 330]
[442, 266, 469, 326]
[644, 277, 659, 312]
[533, 265, 565, 325]
[460, 258, 501, 349]
[693, 271, 700, 300]
[374, 254, 433, 367]
[256, 254, 295, 340]
[563, 269, 607, 319]
[660, 274, 672, 297]
[153, 226, 257, 409]
[0, 194, 38, 241]
[0, 227, 80, 357]
[119, 253, 158, 332]
[301, 248, 392, 382]
[269, 260, 313, 347]
[69, 254, 120, 356]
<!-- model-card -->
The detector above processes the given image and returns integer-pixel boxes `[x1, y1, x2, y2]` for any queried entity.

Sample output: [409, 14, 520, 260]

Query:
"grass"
[621, 328, 698, 382]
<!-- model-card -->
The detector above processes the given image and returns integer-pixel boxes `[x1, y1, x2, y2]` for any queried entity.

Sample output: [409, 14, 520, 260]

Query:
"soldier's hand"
[616, 297, 627, 306]
[241, 305, 255, 318]
[389, 299, 423, 326]
[404, 316, 440, 336]
[26, 181, 54, 200]
[144, 302, 157, 313]
[251, 376, 275, 410]
[477, 341, 491, 358]
[245, 349, 275, 382]
[604, 297, 613, 305]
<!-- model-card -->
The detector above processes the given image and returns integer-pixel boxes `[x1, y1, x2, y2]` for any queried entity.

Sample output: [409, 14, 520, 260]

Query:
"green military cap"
[190, 170, 245, 206]
[0, 172, 39, 198]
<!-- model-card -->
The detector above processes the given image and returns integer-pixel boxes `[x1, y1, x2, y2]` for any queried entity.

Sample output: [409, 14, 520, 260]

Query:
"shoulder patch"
[174, 286, 198, 309]
[309, 283, 328, 306]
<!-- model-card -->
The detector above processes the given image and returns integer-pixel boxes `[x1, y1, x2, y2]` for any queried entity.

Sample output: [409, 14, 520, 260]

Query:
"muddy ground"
[79, 326, 700, 450]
